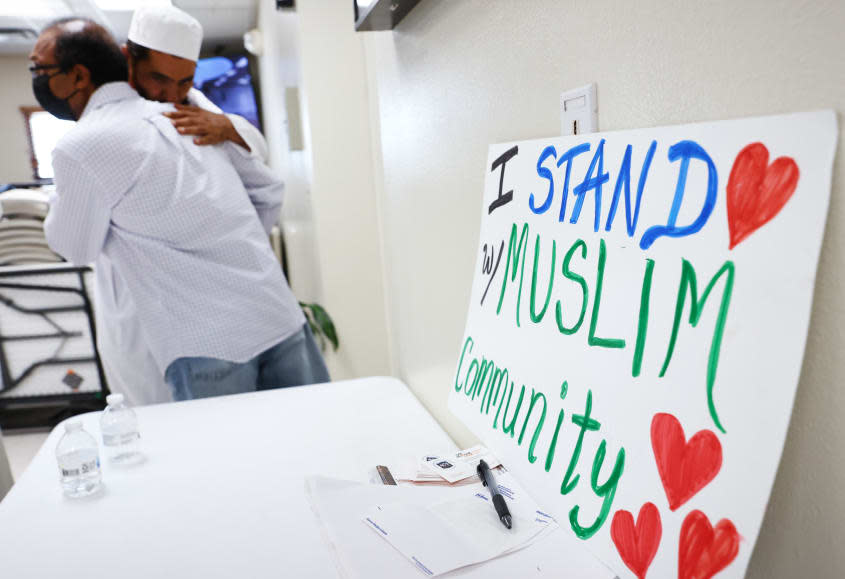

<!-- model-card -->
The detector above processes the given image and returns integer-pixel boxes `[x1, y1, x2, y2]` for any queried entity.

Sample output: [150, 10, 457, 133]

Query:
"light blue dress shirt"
[93, 87, 269, 405]
[45, 82, 305, 374]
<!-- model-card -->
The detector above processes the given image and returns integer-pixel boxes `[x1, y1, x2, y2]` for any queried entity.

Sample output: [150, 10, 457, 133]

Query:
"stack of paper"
[388, 445, 501, 485]
[305, 472, 616, 578]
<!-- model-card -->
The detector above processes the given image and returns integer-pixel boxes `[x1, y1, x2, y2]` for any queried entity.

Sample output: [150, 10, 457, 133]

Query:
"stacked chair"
[0, 185, 108, 430]
[0, 187, 61, 266]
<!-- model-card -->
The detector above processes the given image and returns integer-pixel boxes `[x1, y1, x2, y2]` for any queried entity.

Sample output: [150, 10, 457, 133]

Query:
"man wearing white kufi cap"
[90, 4, 274, 406]
[124, 3, 267, 158]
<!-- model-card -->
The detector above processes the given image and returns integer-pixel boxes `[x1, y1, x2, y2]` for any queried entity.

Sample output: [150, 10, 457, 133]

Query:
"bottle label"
[103, 431, 140, 446]
[61, 458, 99, 477]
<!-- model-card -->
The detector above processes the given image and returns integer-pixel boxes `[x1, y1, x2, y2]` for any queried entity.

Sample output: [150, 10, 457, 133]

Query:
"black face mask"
[32, 72, 78, 121]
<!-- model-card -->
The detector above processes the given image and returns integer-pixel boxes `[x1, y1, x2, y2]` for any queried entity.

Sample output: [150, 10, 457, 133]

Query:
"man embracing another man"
[29, 10, 329, 403]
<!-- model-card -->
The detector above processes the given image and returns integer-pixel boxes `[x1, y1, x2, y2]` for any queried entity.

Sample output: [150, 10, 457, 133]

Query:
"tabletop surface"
[0, 376, 459, 579]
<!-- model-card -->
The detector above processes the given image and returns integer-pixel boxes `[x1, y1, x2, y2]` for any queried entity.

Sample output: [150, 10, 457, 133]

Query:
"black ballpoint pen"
[477, 459, 513, 529]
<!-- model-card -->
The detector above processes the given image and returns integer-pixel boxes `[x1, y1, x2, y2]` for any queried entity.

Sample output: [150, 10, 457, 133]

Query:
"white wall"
[281, 0, 843, 573]
[0, 56, 39, 183]
[357, 1, 844, 577]
[273, 0, 393, 379]
[255, 3, 325, 306]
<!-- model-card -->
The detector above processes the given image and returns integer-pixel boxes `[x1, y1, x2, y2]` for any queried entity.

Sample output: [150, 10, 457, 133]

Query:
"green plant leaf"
[299, 301, 339, 352]
[310, 303, 339, 351]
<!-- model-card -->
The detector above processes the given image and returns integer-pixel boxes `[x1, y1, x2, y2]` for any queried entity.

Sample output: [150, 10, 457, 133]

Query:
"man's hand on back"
[164, 104, 250, 150]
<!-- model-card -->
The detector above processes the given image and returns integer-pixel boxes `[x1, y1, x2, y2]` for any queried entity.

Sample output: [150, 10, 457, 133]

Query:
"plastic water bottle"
[55, 421, 102, 498]
[100, 393, 142, 464]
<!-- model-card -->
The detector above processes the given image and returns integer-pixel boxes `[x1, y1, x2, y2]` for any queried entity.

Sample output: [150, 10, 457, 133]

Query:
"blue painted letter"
[529, 146, 558, 214]
[639, 140, 717, 250]
[605, 141, 657, 237]
[570, 139, 609, 232]
[556, 143, 591, 223]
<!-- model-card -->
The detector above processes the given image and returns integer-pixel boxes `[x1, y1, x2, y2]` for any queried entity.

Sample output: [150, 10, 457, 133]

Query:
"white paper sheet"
[305, 475, 616, 578]
[363, 472, 555, 576]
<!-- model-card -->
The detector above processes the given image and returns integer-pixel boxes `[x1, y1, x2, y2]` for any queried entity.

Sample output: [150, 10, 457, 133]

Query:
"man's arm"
[44, 150, 114, 265]
[163, 88, 270, 162]
[222, 142, 283, 234]
[225, 112, 269, 162]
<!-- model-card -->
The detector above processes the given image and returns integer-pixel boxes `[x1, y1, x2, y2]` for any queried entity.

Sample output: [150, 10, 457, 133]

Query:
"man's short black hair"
[125, 39, 151, 62]
[45, 17, 127, 87]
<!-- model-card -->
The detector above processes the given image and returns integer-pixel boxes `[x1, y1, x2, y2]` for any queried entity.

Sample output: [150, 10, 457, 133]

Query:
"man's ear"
[71, 63, 91, 90]
[123, 48, 137, 89]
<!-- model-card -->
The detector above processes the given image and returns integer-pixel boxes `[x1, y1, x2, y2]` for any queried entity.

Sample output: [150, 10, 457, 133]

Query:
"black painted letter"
[489, 146, 519, 214]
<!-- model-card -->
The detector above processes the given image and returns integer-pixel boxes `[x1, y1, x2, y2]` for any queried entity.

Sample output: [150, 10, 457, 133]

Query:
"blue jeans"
[165, 324, 330, 401]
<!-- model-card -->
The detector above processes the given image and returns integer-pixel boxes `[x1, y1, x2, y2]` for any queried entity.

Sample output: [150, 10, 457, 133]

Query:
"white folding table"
[0, 376, 614, 578]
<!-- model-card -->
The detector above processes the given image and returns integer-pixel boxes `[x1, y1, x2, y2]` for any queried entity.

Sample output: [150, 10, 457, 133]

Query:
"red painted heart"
[678, 510, 740, 579]
[611, 502, 662, 579]
[726, 142, 799, 249]
[651, 413, 722, 511]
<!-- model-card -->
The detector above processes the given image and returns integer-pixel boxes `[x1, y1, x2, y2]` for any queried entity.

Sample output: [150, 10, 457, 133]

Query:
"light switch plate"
[560, 83, 597, 136]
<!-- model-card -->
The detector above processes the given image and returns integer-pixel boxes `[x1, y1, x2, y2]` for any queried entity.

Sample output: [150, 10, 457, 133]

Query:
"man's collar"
[80, 82, 140, 119]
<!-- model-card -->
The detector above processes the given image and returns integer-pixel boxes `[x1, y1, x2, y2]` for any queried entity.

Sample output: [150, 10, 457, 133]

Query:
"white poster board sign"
[448, 111, 838, 578]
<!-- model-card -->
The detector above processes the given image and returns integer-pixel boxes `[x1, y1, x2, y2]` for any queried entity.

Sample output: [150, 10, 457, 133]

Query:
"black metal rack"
[0, 264, 108, 431]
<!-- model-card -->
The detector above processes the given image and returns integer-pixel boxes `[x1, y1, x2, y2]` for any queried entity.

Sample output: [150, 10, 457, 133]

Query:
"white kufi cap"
[127, 4, 203, 62]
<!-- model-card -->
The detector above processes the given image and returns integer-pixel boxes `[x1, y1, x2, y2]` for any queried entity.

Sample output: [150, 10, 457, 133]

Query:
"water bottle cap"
[106, 393, 125, 406]
[64, 420, 82, 432]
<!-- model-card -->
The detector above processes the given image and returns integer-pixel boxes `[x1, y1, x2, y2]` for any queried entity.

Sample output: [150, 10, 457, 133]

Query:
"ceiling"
[0, 0, 258, 55]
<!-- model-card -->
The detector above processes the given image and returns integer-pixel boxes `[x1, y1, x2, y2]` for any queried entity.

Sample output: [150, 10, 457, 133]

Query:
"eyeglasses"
[28, 64, 64, 78]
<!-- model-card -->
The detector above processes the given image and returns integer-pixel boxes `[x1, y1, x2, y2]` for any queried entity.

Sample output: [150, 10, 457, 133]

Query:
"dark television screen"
[193, 55, 260, 130]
